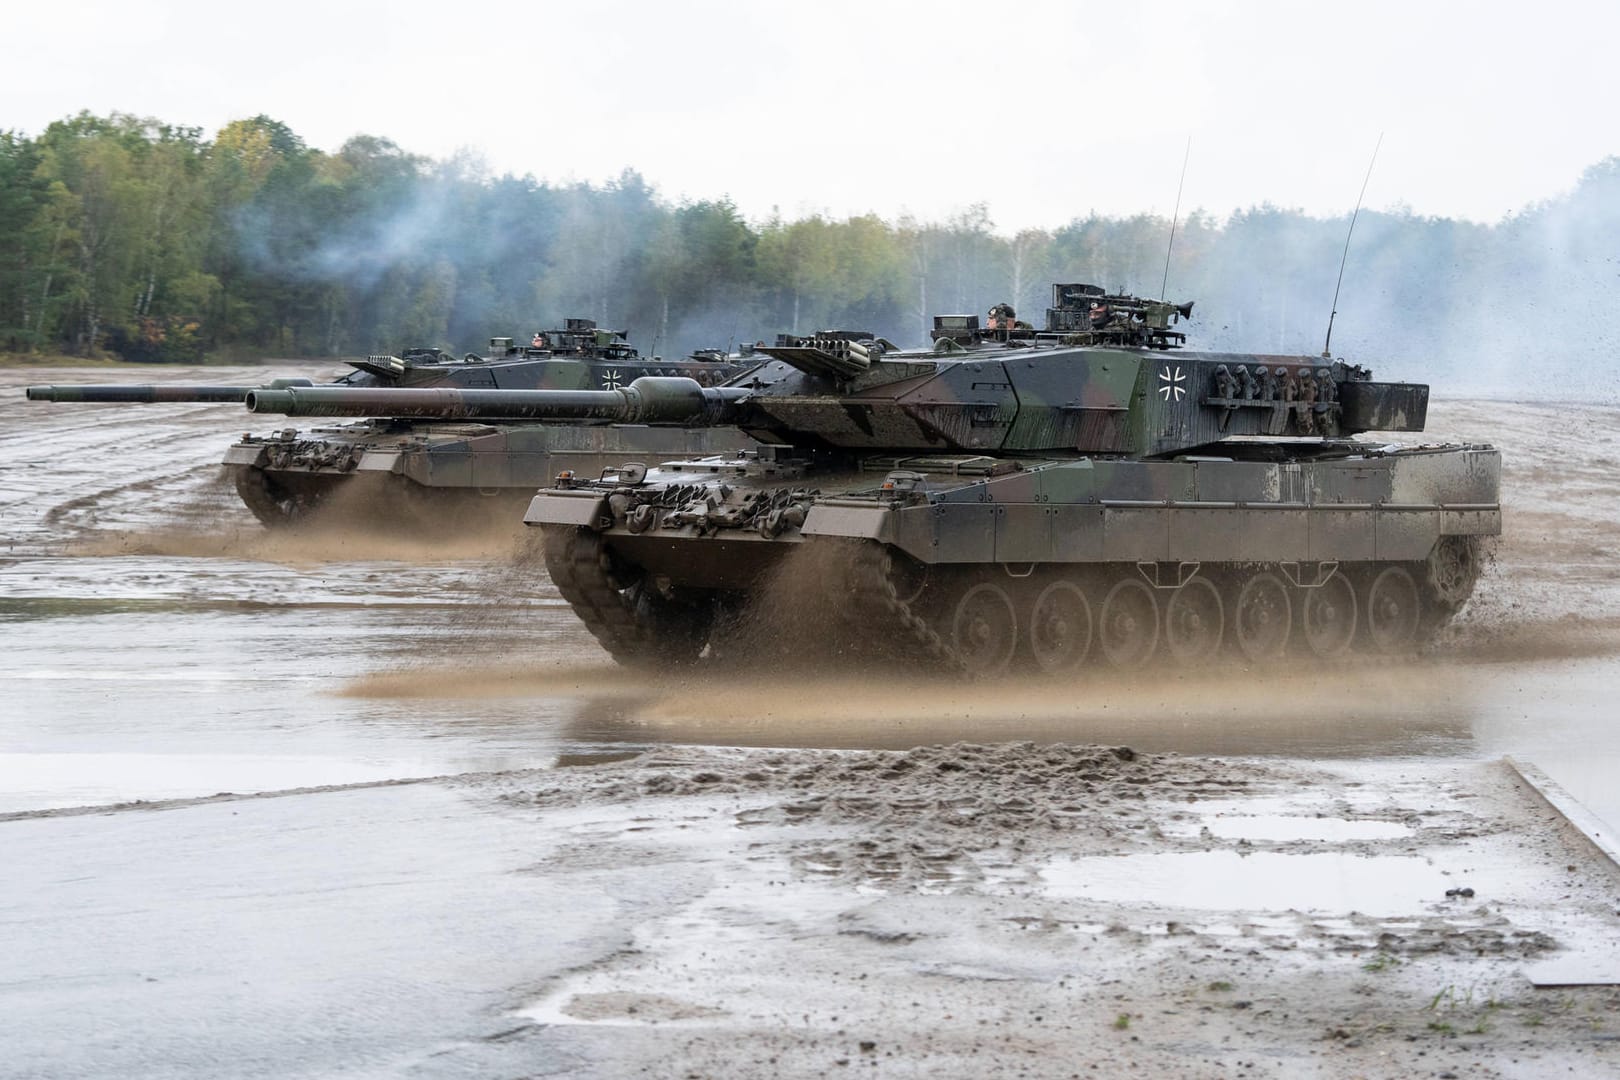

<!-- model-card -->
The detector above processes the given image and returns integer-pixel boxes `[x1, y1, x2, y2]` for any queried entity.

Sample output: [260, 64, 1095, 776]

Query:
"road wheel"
[1164, 577, 1224, 664]
[950, 582, 1018, 677]
[1028, 580, 1092, 674]
[1363, 565, 1422, 654]
[1098, 577, 1159, 668]
[1299, 572, 1358, 658]
[1232, 571, 1292, 661]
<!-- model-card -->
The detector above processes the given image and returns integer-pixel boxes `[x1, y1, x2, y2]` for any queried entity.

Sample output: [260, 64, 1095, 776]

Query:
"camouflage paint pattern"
[503, 287, 1501, 670]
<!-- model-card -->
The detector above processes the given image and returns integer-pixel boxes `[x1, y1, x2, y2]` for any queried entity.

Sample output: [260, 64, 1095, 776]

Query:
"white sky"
[11, 0, 1618, 233]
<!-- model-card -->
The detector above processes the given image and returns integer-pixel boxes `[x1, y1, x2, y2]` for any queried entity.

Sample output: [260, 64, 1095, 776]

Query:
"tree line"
[4, 112, 1616, 394]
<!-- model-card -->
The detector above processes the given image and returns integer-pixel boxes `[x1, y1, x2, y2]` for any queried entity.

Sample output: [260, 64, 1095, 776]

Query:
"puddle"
[1043, 851, 1452, 915]
[1160, 815, 1413, 842]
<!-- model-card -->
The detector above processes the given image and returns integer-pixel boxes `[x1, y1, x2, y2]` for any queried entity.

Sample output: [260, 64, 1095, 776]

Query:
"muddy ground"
[3, 368, 1619, 1078]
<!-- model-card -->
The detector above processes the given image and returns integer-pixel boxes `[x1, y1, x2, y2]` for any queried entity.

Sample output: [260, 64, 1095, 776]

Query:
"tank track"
[832, 538, 1485, 676]
[231, 465, 328, 527]
[540, 531, 974, 671]
[542, 530, 1482, 676]
[542, 527, 657, 664]
[232, 466, 298, 527]
[841, 543, 968, 673]
[541, 527, 709, 666]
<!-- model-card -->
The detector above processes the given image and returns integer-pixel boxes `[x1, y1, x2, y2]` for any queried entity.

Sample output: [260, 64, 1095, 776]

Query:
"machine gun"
[1043, 283, 1194, 348]
[927, 284, 1194, 352]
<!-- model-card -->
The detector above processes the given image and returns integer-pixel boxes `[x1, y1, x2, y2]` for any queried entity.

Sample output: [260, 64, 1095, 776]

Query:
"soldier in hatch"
[987, 303, 1031, 331]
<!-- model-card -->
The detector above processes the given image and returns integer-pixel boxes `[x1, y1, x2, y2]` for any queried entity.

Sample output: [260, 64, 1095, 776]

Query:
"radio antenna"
[1323, 132, 1383, 358]
[1160, 136, 1191, 300]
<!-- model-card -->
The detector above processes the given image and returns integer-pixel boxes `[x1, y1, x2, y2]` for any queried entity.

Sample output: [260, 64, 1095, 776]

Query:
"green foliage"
[1361, 952, 1399, 972]
[2, 111, 1617, 375]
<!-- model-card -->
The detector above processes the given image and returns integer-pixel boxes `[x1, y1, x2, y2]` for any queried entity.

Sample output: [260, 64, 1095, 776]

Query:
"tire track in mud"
[0, 366, 329, 547]
[42, 464, 233, 524]
[4, 427, 247, 547]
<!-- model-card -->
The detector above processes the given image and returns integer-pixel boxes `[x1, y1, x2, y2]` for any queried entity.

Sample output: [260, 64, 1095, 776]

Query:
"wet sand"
[3, 367, 1620, 1077]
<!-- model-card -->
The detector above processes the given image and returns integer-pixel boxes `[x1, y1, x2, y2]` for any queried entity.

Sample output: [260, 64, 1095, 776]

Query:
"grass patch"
[1362, 952, 1399, 972]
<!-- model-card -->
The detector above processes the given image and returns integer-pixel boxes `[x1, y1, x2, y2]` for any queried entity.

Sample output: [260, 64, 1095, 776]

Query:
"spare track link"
[845, 542, 968, 674]
[542, 527, 657, 664]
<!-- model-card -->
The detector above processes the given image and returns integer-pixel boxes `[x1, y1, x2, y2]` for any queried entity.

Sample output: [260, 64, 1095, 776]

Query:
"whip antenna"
[1323, 132, 1383, 358]
[1160, 136, 1191, 300]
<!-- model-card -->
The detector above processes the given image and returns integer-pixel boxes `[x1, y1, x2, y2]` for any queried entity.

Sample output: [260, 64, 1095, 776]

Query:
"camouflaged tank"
[244, 285, 1499, 674]
[218, 321, 762, 526]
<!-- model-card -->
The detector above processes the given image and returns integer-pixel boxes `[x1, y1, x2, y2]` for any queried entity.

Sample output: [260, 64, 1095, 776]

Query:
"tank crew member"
[532, 332, 545, 347]
[987, 303, 1031, 331]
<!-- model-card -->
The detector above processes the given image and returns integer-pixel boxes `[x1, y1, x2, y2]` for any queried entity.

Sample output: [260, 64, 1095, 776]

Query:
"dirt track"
[471, 746, 1617, 1078]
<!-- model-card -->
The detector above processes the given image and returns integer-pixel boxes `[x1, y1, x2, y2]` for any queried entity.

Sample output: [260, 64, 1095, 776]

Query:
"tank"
[247, 286, 1500, 673]
[239, 324, 764, 527]
[27, 324, 764, 528]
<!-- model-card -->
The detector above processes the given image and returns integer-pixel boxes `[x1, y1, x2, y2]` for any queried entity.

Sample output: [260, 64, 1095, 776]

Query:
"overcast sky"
[11, 0, 1618, 233]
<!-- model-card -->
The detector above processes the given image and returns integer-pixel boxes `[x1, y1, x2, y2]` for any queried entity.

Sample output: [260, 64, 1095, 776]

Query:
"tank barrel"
[26, 378, 314, 404]
[244, 376, 752, 424]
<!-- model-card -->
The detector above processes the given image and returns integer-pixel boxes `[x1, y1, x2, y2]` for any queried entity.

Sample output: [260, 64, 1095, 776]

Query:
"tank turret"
[24, 326, 644, 406]
[242, 312, 1425, 458]
[466, 287, 1501, 677]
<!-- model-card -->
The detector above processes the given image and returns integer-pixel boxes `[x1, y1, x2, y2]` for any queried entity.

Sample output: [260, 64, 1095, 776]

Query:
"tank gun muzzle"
[25, 378, 315, 404]
[244, 375, 753, 423]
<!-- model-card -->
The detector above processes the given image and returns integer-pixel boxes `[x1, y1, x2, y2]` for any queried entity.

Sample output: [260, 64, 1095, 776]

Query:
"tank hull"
[524, 443, 1500, 672]
[224, 420, 762, 527]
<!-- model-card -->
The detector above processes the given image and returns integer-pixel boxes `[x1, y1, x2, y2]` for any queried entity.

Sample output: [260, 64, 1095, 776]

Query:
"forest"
[3, 112, 1616, 396]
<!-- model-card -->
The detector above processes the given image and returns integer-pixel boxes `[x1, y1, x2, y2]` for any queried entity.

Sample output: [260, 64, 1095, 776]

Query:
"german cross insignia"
[1158, 365, 1186, 401]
